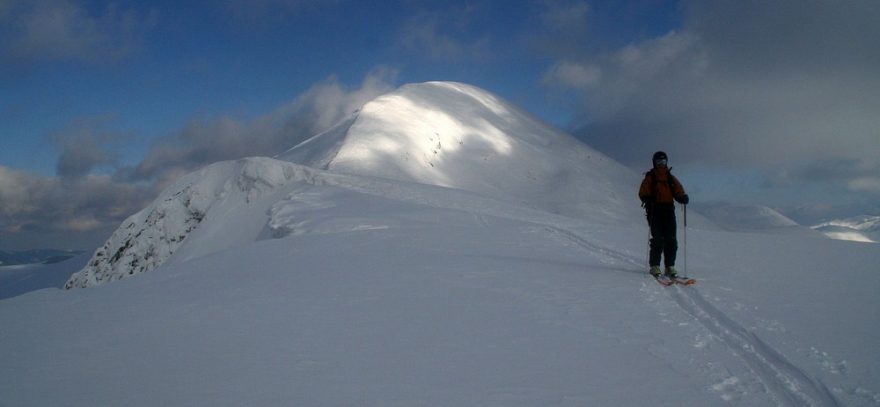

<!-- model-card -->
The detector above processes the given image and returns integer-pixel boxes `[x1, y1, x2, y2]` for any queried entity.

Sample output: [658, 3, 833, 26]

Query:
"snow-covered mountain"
[697, 203, 820, 235]
[66, 82, 648, 289]
[811, 215, 880, 243]
[64, 159, 318, 288]
[4, 82, 879, 406]
[280, 81, 639, 221]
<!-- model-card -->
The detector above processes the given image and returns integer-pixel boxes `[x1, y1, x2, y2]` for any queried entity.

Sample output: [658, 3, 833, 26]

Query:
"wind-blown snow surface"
[2, 82, 878, 406]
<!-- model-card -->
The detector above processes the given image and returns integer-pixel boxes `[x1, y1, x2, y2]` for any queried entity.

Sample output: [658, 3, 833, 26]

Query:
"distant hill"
[811, 215, 880, 243]
[0, 249, 84, 267]
[694, 203, 820, 236]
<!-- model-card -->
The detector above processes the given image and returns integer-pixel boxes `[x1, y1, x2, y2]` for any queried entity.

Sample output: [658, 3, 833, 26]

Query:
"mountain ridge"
[66, 81, 651, 288]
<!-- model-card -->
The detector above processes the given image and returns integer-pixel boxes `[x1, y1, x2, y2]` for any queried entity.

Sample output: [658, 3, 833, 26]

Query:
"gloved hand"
[680, 194, 690, 204]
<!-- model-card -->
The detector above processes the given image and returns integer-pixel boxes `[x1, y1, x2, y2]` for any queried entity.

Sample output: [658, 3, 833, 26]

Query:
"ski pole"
[646, 205, 654, 273]
[646, 225, 650, 272]
[683, 203, 688, 277]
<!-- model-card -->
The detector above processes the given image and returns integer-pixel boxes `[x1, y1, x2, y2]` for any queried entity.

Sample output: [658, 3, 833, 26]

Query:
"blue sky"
[1, 0, 878, 250]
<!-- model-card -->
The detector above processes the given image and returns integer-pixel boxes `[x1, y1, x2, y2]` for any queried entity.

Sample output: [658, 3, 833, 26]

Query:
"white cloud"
[542, 61, 601, 89]
[134, 68, 397, 186]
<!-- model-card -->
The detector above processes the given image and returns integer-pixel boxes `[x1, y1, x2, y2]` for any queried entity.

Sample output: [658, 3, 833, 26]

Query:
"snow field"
[2, 81, 878, 406]
[4, 177, 878, 405]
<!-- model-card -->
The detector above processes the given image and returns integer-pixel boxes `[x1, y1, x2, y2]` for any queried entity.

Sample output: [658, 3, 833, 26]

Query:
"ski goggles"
[654, 158, 668, 166]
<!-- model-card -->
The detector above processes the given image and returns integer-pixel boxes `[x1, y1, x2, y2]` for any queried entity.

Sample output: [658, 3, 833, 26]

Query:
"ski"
[653, 275, 696, 286]
[653, 276, 675, 286]
[673, 277, 696, 286]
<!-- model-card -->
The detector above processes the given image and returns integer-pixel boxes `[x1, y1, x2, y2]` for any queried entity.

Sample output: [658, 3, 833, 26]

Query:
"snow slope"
[2, 82, 878, 406]
[697, 203, 820, 236]
[279, 81, 642, 223]
[3, 168, 878, 406]
[812, 216, 880, 243]
[0, 253, 88, 300]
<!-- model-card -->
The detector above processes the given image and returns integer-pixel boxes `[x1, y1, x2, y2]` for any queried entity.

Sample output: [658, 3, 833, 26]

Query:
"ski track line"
[547, 225, 841, 406]
[671, 287, 841, 407]
[541, 226, 644, 273]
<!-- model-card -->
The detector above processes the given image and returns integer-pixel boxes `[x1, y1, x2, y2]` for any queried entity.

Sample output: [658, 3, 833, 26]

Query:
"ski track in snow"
[670, 287, 841, 407]
[272, 165, 848, 406]
[540, 226, 644, 273]
[545, 224, 842, 406]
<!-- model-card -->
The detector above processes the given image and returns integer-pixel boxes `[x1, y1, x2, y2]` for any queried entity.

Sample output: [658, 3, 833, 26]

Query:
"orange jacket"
[639, 167, 687, 205]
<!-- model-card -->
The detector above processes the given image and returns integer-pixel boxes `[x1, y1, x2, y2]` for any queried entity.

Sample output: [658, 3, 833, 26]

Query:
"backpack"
[644, 169, 677, 206]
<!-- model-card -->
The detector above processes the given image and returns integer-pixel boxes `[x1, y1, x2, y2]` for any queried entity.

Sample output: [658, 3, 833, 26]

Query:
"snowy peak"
[325, 81, 566, 186]
[280, 81, 640, 221]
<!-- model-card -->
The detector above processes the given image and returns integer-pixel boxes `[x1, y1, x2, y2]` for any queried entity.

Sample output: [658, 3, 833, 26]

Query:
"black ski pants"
[647, 204, 678, 268]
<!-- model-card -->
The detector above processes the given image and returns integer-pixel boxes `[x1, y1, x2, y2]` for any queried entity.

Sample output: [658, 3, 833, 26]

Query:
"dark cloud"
[56, 144, 110, 178]
[686, 0, 880, 77]
[51, 117, 126, 178]
[0, 0, 157, 66]
[543, 0, 880, 200]
[0, 166, 153, 250]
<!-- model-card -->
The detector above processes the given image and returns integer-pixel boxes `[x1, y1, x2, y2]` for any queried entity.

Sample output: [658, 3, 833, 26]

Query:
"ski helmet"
[652, 151, 668, 166]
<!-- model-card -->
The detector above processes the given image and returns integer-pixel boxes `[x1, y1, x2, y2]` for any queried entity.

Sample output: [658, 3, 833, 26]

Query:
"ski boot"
[649, 266, 662, 278]
[664, 266, 678, 279]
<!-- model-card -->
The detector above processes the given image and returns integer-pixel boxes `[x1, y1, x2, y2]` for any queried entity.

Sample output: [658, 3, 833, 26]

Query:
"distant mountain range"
[0, 249, 84, 266]
[811, 215, 880, 243]
[695, 203, 878, 243]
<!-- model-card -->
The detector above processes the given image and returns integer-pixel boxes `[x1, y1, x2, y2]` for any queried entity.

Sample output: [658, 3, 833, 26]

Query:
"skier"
[639, 151, 689, 278]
